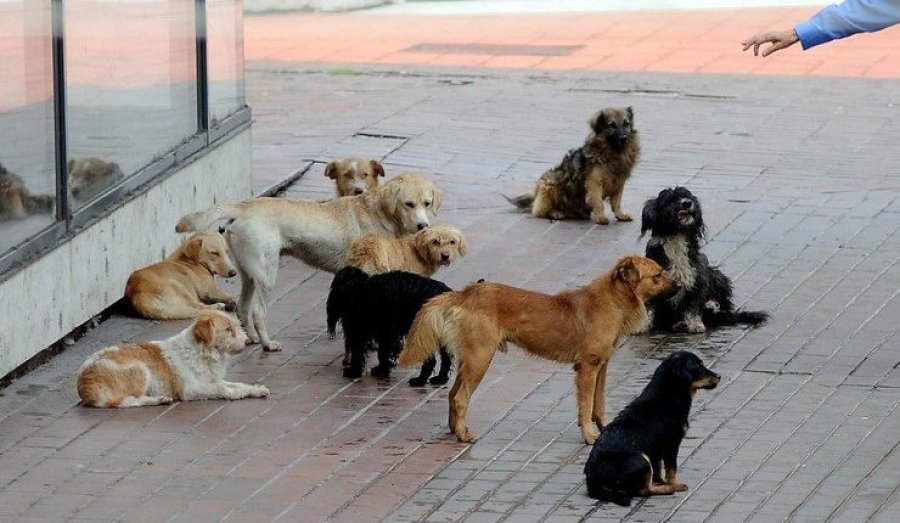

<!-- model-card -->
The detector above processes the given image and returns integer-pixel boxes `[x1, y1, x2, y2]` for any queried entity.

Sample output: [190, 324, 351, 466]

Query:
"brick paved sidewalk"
[2, 65, 900, 522]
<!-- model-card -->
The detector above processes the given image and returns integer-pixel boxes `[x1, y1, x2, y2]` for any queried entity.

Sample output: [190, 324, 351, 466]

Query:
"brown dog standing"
[508, 107, 640, 224]
[125, 230, 237, 320]
[399, 255, 673, 444]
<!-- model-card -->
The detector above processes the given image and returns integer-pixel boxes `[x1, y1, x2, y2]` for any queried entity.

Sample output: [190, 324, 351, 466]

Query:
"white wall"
[0, 128, 252, 376]
[244, 0, 394, 13]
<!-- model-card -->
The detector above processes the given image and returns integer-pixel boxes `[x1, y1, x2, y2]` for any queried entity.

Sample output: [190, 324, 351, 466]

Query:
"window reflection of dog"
[639, 186, 768, 333]
[584, 351, 720, 506]
[0, 162, 53, 221]
[68, 157, 125, 204]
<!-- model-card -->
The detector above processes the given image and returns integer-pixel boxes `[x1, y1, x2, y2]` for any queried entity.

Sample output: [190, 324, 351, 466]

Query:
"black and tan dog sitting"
[584, 351, 720, 506]
[326, 266, 453, 385]
[507, 106, 640, 224]
[639, 186, 768, 333]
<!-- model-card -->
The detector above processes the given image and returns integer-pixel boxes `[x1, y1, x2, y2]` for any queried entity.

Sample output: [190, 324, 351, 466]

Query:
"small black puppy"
[326, 267, 453, 385]
[584, 351, 720, 506]
[640, 186, 768, 333]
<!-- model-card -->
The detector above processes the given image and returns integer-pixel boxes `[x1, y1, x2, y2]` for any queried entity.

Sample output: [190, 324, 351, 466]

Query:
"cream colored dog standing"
[77, 311, 268, 408]
[176, 173, 442, 351]
[125, 230, 237, 320]
[346, 224, 467, 277]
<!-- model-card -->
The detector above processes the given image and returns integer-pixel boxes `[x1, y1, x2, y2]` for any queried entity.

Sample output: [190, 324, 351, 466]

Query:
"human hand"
[741, 29, 800, 57]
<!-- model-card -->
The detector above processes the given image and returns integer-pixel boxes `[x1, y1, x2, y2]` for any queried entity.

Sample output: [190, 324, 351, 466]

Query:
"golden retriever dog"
[507, 107, 640, 224]
[0, 162, 53, 220]
[77, 311, 268, 408]
[326, 157, 384, 197]
[399, 256, 674, 445]
[124, 230, 237, 320]
[68, 157, 125, 204]
[345, 224, 467, 277]
[176, 172, 442, 351]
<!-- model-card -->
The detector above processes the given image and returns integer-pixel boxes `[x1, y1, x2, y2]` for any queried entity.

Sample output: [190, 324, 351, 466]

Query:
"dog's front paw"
[343, 366, 363, 379]
[454, 428, 477, 443]
[408, 376, 427, 387]
[371, 365, 391, 378]
[262, 340, 282, 352]
[429, 375, 450, 386]
[671, 482, 688, 492]
[590, 212, 610, 225]
[582, 427, 600, 445]
[615, 212, 633, 222]
[251, 385, 270, 398]
[160, 396, 175, 405]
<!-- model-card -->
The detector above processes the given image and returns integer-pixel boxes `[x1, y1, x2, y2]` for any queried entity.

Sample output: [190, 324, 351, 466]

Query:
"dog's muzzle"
[703, 372, 721, 389]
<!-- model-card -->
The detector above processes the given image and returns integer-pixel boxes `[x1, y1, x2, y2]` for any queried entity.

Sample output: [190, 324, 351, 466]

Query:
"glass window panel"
[208, 0, 245, 125]
[0, 1, 56, 255]
[64, 0, 197, 211]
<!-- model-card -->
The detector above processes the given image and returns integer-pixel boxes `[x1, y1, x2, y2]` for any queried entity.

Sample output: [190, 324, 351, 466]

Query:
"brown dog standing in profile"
[325, 157, 385, 197]
[507, 107, 640, 224]
[125, 230, 238, 320]
[399, 255, 673, 445]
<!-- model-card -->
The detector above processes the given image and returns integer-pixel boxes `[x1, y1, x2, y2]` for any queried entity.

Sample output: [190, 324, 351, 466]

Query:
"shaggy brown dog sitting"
[399, 255, 673, 444]
[507, 107, 640, 224]
[125, 230, 237, 320]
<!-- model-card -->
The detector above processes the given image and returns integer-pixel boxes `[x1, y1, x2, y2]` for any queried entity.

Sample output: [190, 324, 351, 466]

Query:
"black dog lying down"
[326, 267, 453, 385]
[640, 186, 768, 333]
[584, 351, 720, 506]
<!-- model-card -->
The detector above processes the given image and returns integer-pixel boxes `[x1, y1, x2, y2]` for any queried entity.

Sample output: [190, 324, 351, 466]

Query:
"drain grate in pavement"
[403, 42, 584, 56]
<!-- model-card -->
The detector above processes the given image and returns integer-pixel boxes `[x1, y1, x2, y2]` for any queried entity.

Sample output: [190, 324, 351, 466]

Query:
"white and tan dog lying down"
[125, 230, 237, 320]
[176, 172, 442, 352]
[346, 224, 467, 277]
[326, 157, 384, 197]
[77, 311, 268, 408]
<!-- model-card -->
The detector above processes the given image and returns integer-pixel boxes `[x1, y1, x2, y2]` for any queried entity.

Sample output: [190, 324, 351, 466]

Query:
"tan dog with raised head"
[77, 311, 268, 408]
[346, 224, 467, 277]
[125, 230, 237, 320]
[176, 172, 442, 351]
[399, 256, 673, 445]
[325, 157, 385, 197]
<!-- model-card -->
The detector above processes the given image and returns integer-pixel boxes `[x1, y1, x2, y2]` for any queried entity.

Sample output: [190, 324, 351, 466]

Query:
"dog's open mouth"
[676, 209, 690, 220]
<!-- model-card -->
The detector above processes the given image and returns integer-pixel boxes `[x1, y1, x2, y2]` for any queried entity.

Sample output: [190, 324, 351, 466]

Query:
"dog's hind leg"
[238, 268, 258, 343]
[253, 284, 280, 352]
[371, 334, 398, 378]
[448, 347, 495, 443]
[430, 347, 453, 385]
[116, 395, 175, 408]
[409, 355, 437, 386]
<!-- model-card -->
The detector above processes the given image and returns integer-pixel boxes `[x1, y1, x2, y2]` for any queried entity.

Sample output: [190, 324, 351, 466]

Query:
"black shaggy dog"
[326, 267, 453, 385]
[584, 351, 720, 506]
[640, 186, 768, 333]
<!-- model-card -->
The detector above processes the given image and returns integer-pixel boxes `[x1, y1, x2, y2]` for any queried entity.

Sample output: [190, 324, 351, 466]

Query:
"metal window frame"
[0, 0, 250, 284]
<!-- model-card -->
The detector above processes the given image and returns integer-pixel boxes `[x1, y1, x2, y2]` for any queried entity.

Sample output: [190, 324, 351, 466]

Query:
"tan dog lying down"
[326, 157, 384, 197]
[77, 311, 268, 408]
[346, 224, 468, 277]
[125, 230, 237, 320]
[399, 256, 674, 444]
[176, 172, 442, 351]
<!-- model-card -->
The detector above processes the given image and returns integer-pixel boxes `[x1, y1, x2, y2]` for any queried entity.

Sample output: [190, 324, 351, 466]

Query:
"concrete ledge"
[245, 0, 395, 13]
[0, 128, 252, 376]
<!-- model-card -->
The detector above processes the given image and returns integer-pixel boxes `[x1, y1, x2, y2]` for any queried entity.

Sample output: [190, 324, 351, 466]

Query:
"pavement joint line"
[285, 383, 449, 522]
[703, 383, 875, 522]
[792, 399, 900, 523]
[860, 438, 900, 523]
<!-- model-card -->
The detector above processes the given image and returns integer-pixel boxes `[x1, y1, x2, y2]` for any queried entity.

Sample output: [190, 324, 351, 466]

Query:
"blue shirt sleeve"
[794, 0, 900, 50]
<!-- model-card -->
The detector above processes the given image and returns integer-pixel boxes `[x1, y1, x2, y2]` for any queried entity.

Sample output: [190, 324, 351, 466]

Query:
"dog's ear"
[324, 161, 339, 180]
[614, 259, 640, 285]
[430, 187, 443, 215]
[192, 316, 217, 348]
[413, 228, 432, 258]
[626, 106, 634, 125]
[370, 160, 385, 177]
[640, 199, 657, 237]
[457, 232, 469, 257]
[379, 178, 402, 217]
[589, 110, 606, 132]
[181, 236, 203, 261]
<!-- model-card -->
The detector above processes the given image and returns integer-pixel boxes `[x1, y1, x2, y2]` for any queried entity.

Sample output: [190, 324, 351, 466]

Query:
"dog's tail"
[325, 267, 369, 337]
[399, 294, 459, 367]
[504, 193, 534, 212]
[708, 308, 769, 328]
[176, 202, 244, 233]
